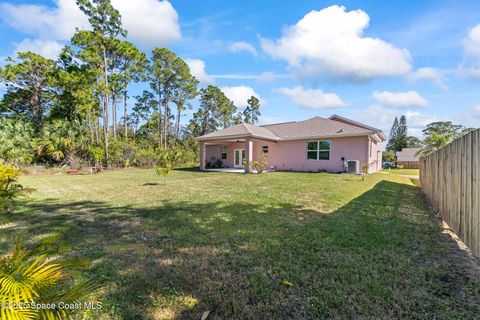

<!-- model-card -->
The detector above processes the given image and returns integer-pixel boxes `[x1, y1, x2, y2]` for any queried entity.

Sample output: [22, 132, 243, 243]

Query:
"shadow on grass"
[1, 181, 479, 319]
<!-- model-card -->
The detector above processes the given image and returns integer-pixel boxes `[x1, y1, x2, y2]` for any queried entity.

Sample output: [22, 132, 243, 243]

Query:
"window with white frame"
[221, 145, 227, 159]
[307, 141, 331, 160]
[262, 145, 269, 154]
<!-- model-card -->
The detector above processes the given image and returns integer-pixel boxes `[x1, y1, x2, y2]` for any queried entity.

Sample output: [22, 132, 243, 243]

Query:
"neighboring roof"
[396, 148, 422, 162]
[196, 115, 386, 142]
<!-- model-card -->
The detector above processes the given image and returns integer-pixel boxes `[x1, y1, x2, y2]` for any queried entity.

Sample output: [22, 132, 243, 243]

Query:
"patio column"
[200, 141, 206, 171]
[244, 139, 253, 173]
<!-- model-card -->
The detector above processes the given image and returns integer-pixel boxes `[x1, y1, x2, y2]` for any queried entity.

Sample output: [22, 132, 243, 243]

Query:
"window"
[262, 146, 269, 154]
[307, 140, 331, 160]
[221, 145, 227, 159]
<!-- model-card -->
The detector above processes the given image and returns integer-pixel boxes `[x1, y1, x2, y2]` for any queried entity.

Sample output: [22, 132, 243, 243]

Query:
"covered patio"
[196, 123, 279, 173]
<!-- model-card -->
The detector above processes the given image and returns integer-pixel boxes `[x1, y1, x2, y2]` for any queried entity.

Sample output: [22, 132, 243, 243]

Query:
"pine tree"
[395, 115, 408, 151]
[243, 96, 261, 124]
[386, 117, 398, 151]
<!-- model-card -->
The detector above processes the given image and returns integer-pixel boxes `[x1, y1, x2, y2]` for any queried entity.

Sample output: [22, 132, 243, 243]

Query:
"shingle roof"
[197, 122, 278, 141]
[196, 116, 384, 141]
[261, 116, 373, 140]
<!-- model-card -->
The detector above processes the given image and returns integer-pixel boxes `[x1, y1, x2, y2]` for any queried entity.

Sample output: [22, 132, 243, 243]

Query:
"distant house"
[396, 148, 422, 169]
[196, 115, 385, 173]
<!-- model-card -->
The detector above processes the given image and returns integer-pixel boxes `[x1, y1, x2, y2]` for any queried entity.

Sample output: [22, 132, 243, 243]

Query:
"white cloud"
[0, 0, 88, 40]
[220, 86, 264, 109]
[111, 0, 181, 47]
[260, 5, 411, 80]
[473, 105, 480, 119]
[211, 74, 258, 80]
[353, 105, 438, 139]
[404, 111, 439, 137]
[0, 0, 181, 47]
[461, 24, 480, 78]
[185, 59, 214, 84]
[15, 39, 64, 60]
[352, 105, 396, 135]
[256, 72, 288, 82]
[464, 25, 480, 57]
[408, 67, 447, 91]
[277, 86, 345, 109]
[228, 41, 258, 57]
[372, 90, 428, 108]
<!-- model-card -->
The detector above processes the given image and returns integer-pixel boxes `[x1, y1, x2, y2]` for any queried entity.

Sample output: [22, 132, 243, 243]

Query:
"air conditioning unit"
[346, 160, 359, 174]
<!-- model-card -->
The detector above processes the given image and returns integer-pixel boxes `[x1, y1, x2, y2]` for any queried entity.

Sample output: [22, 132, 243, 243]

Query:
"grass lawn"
[2, 169, 479, 319]
[381, 168, 420, 176]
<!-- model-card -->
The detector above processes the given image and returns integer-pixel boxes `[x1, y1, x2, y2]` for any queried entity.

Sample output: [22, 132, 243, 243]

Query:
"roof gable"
[328, 114, 385, 140]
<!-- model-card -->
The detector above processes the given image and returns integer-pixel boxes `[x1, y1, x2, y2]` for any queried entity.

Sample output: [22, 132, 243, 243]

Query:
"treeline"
[383, 115, 474, 161]
[0, 0, 261, 169]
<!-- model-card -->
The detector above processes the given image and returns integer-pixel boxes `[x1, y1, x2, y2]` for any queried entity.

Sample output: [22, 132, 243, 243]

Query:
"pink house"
[196, 115, 385, 173]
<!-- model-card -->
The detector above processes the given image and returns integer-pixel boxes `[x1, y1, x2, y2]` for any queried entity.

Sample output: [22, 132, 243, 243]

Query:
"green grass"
[2, 169, 479, 319]
[381, 168, 420, 176]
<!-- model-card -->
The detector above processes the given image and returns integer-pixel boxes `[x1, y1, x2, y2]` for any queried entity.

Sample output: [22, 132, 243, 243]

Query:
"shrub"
[89, 146, 105, 168]
[156, 164, 172, 186]
[134, 147, 158, 168]
[0, 238, 99, 319]
[251, 153, 269, 174]
[0, 118, 35, 166]
[109, 140, 136, 168]
[0, 165, 32, 213]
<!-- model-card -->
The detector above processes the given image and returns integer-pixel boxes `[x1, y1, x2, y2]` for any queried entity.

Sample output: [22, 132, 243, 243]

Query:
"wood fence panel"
[420, 129, 480, 258]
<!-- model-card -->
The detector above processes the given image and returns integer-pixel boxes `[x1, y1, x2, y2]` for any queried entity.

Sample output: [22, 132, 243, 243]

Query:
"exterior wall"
[367, 138, 383, 173]
[270, 136, 369, 172]
[203, 136, 382, 173]
[205, 145, 223, 166]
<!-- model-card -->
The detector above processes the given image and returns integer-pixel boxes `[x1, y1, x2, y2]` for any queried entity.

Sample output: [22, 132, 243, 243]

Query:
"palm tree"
[0, 239, 99, 319]
[32, 120, 88, 165]
[415, 132, 452, 156]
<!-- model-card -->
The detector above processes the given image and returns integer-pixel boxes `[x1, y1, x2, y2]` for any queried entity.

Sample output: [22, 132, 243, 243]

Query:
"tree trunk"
[87, 112, 95, 143]
[31, 88, 43, 128]
[102, 44, 110, 165]
[96, 116, 100, 144]
[158, 91, 163, 148]
[112, 93, 117, 138]
[164, 95, 169, 149]
[124, 88, 128, 141]
[175, 108, 181, 139]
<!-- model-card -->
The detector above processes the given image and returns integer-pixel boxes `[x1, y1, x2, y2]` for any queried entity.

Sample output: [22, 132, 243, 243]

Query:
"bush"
[0, 165, 33, 213]
[89, 146, 105, 167]
[156, 164, 172, 186]
[109, 140, 136, 168]
[251, 153, 269, 174]
[134, 147, 158, 168]
[0, 118, 35, 166]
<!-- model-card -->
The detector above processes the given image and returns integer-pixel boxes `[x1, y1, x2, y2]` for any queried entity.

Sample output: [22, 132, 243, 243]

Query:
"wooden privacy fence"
[397, 161, 419, 169]
[419, 129, 480, 258]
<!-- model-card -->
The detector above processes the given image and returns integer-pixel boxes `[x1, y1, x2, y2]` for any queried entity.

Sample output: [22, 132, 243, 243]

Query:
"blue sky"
[1, 0, 480, 138]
